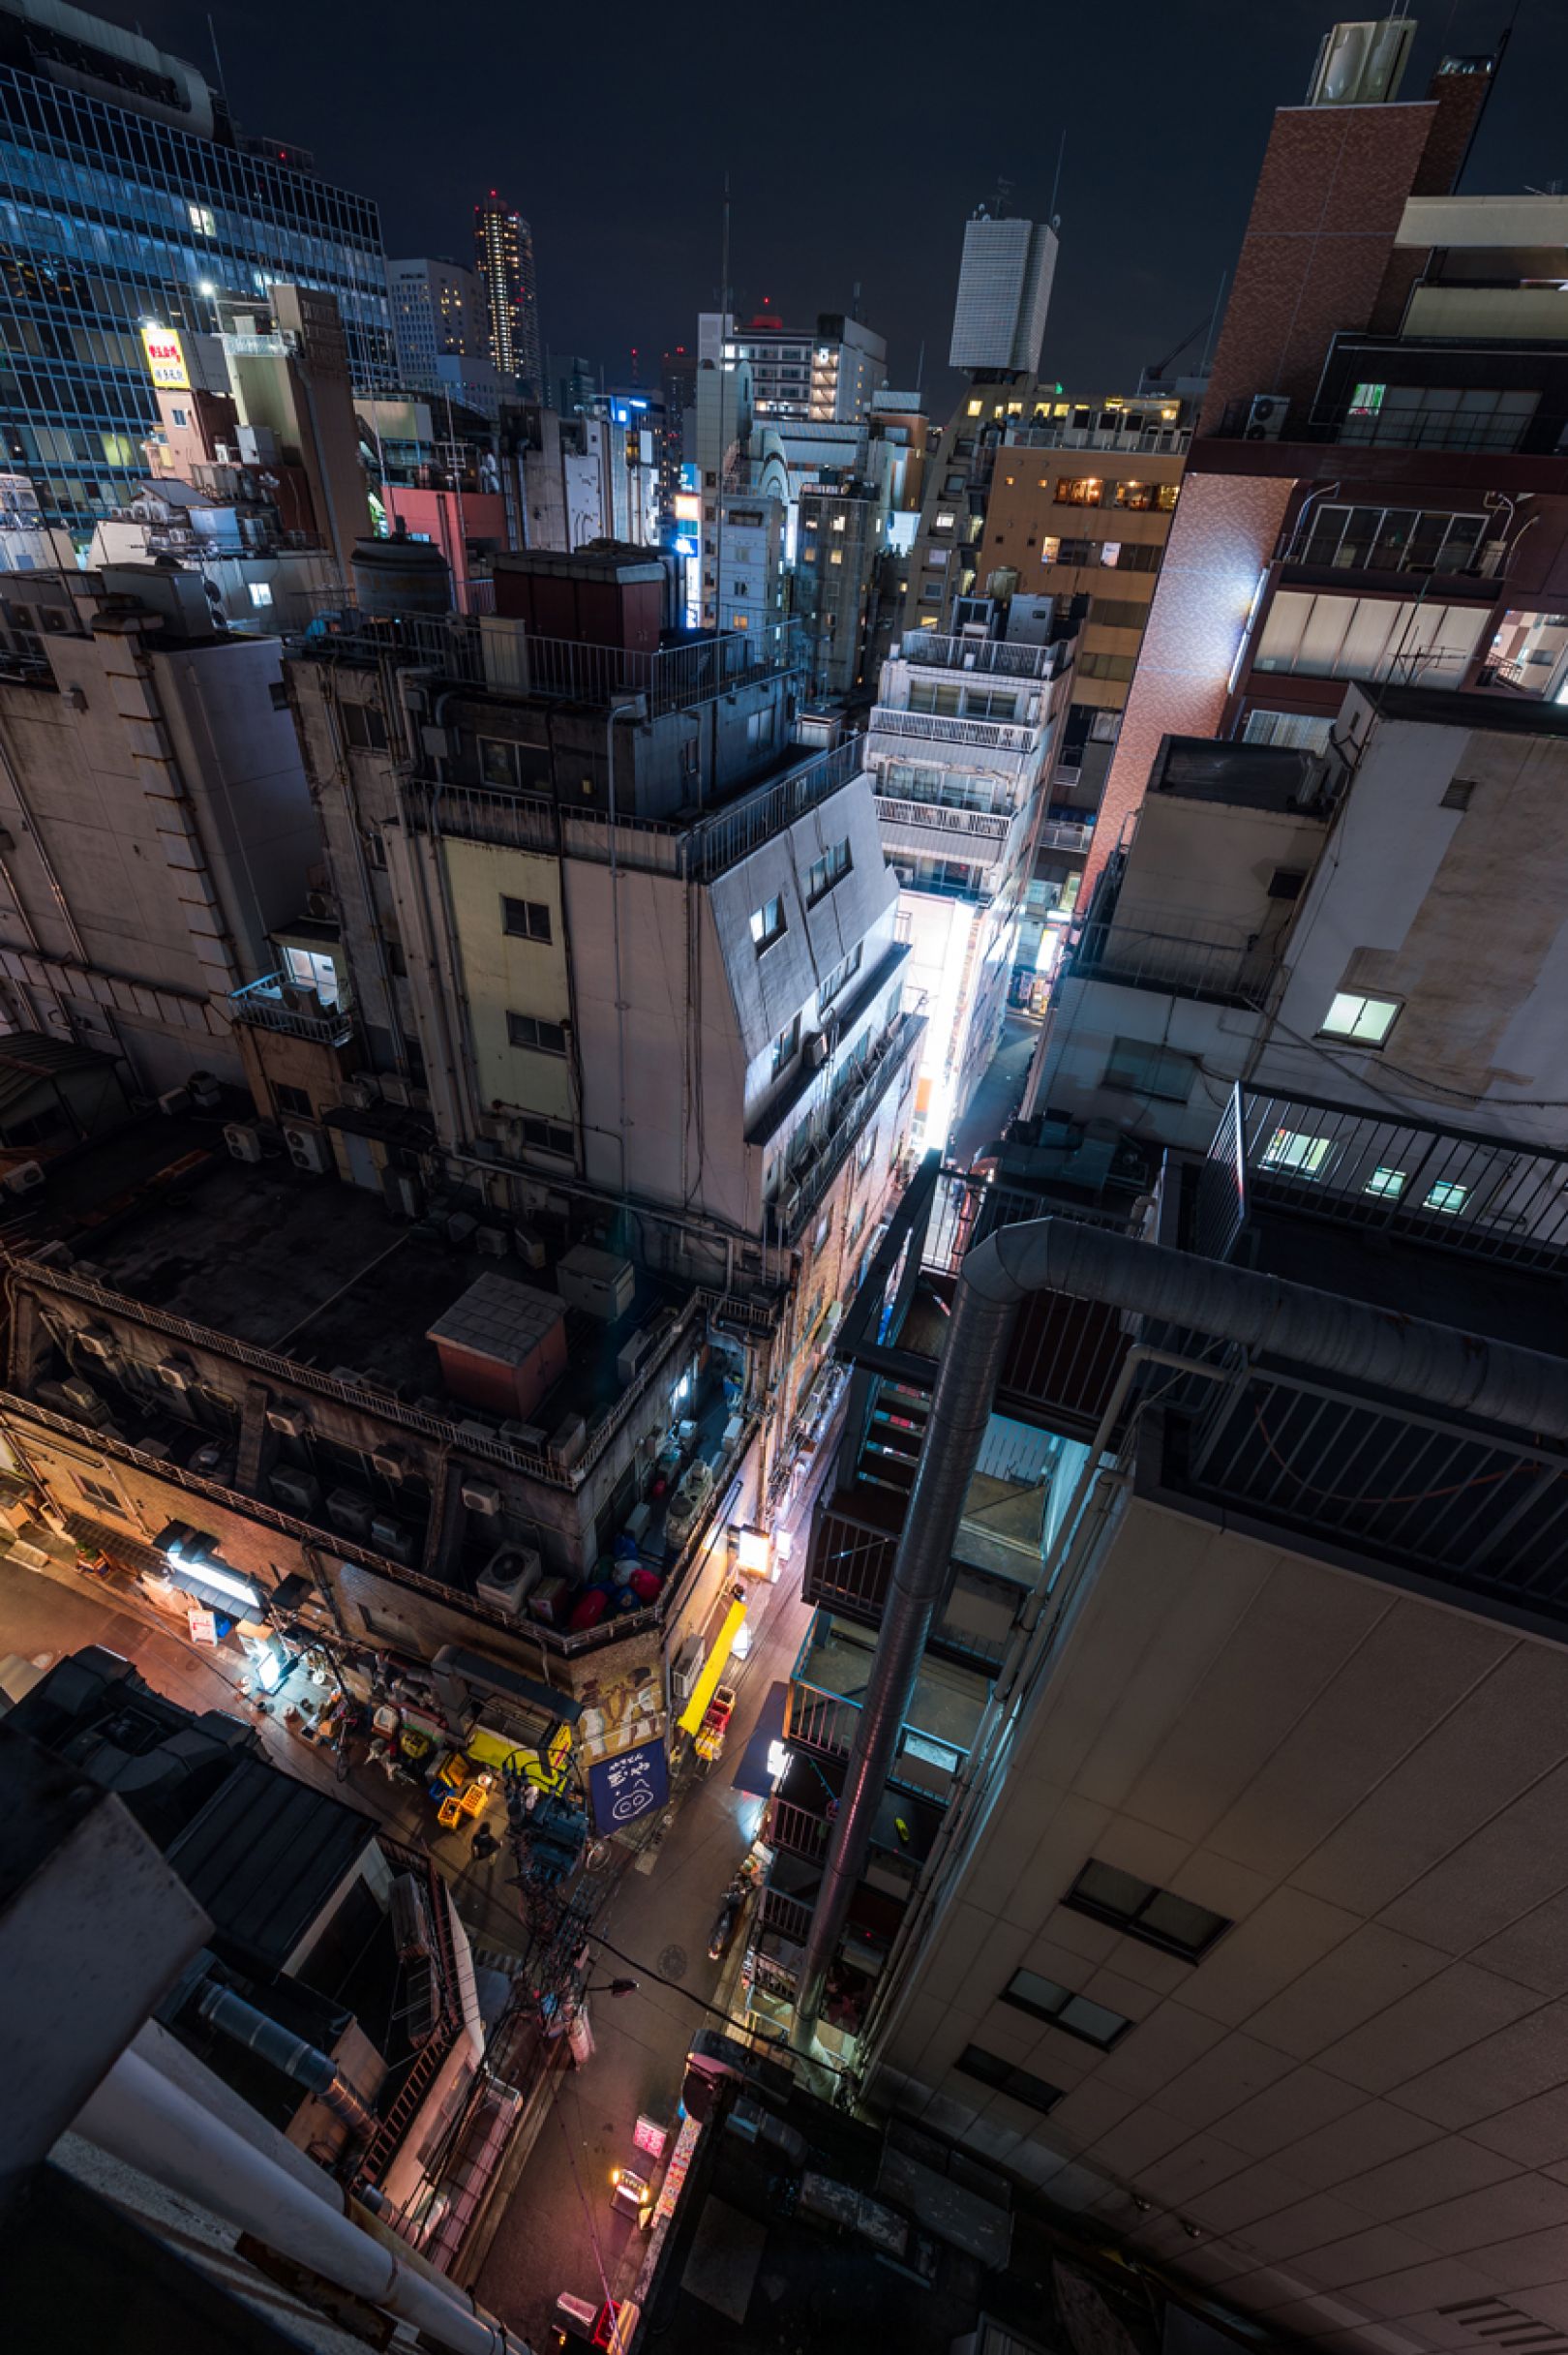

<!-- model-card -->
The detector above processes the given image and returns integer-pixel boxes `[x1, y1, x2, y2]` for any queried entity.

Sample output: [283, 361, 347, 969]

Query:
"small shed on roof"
[0, 1032, 129, 1150]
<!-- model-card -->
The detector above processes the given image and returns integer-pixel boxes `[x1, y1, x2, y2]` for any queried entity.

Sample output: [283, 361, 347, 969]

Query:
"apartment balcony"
[867, 704, 1041, 757]
[802, 1474, 1024, 1674]
[1036, 817, 1094, 855]
[890, 632, 1068, 681]
[1068, 912, 1282, 1011]
[873, 793, 1013, 871]
[767, 1009, 923, 1247]
[1004, 421, 1191, 457]
[228, 973, 354, 1048]
[785, 1612, 988, 1807]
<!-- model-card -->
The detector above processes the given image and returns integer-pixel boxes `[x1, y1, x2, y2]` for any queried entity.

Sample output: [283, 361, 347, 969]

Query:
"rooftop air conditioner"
[342, 1080, 376, 1110]
[284, 1121, 330, 1174]
[499, 1420, 548, 1452]
[370, 1511, 411, 1559]
[669, 1635, 704, 1706]
[226, 1122, 263, 1163]
[59, 1375, 100, 1413]
[74, 1326, 116, 1362]
[378, 1076, 410, 1107]
[370, 1443, 409, 1481]
[1245, 394, 1288, 441]
[266, 1401, 310, 1438]
[462, 1475, 502, 1516]
[156, 1357, 195, 1391]
[475, 1543, 541, 1618]
[2, 1160, 44, 1195]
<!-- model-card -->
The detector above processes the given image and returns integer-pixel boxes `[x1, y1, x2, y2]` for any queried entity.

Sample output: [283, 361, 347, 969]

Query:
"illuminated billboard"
[140, 324, 190, 391]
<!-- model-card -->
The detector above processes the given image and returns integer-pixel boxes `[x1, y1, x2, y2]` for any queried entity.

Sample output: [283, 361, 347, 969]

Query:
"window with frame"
[501, 896, 552, 943]
[771, 1014, 799, 1078]
[342, 701, 387, 751]
[1103, 1038, 1195, 1103]
[750, 895, 787, 952]
[519, 1115, 574, 1158]
[806, 838, 853, 904]
[819, 943, 862, 1010]
[1064, 1859, 1231, 1960]
[964, 688, 1017, 722]
[1000, 1970, 1133, 2049]
[76, 1473, 122, 1514]
[1261, 1127, 1335, 1178]
[275, 1083, 312, 1118]
[507, 1011, 567, 1055]
[1425, 1179, 1471, 1215]
[1364, 1164, 1407, 1198]
[1113, 480, 1156, 511]
[1319, 991, 1401, 1046]
[955, 2045, 1064, 2114]
[1055, 477, 1103, 507]
[480, 738, 526, 790]
[1088, 598, 1151, 632]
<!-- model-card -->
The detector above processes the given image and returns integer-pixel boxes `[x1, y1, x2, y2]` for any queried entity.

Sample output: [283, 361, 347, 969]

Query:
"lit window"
[771, 1014, 799, 1077]
[1040, 536, 1061, 564]
[1364, 1165, 1406, 1198]
[248, 581, 273, 609]
[966, 399, 983, 417]
[1320, 991, 1401, 1046]
[1425, 1180, 1472, 1215]
[1261, 1128, 1335, 1178]
[188, 203, 216, 237]
[831, 516, 846, 532]
[750, 896, 787, 952]
[1055, 477, 1103, 507]
[829, 551, 843, 566]
[932, 512, 955, 533]
[1349, 381, 1386, 417]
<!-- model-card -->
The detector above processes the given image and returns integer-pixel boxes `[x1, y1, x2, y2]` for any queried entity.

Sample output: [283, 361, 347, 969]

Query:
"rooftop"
[1146, 734, 1341, 812]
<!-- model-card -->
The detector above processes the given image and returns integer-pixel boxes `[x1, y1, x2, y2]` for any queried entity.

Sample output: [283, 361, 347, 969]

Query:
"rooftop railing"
[872, 793, 1012, 847]
[1068, 913, 1282, 1010]
[1217, 1081, 1568, 1271]
[867, 704, 1042, 755]
[293, 602, 803, 717]
[890, 633, 1067, 681]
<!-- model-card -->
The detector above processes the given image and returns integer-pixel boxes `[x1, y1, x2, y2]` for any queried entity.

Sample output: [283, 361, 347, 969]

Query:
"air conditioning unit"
[370, 1443, 409, 1481]
[59, 1375, 100, 1413]
[156, 1357, 195, 1391]
[616, 1313, 673, 1386]
[551, 1411, 588, 1466]
[379, 1076, 411, 1107]
[474, 1226, 509, 1257]
[225, 1122, 263, 1163]
[669, 1634, 704, 1707]
[326, 1487, 374, 1537]
[189, 1070, 222, 1110]
[370, 1511, 411, 1560]
[269, 1465, 321, 1515]
[1245, 394, 1288, 441]
[74, 1326, 116, 1361]
[806, 1032, 830, 1070]
[499, 1419, 548, 1452]
[266, 1401, 310, 1438]
[2, 1160, 44, 1195]
[9, 1539, 51, 1571]
[513, 1225, 547, 1269]
[475, 1544, 542, 1618]
[284, 1121, 330, 1174]
[462, 1475, 502, 1516]
[341, 1080, 376, 1110]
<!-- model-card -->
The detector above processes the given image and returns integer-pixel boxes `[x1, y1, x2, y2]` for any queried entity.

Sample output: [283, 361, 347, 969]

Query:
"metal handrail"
[228, 972, 353, 1047]
[872, 793, 1012, 843]
[891, 633, 1065, 680]
[769, 1011, 923, 1246]
[867, 704, 1041, 754]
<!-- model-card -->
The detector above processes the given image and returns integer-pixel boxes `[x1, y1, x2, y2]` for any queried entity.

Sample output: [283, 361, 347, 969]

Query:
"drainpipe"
[792, 1215, 1568, 2039]
[74, 2047, 532, 2355]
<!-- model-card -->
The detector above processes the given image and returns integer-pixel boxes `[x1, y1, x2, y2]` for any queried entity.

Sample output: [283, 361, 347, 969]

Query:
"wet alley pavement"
[950, 1012, 1039, 1169]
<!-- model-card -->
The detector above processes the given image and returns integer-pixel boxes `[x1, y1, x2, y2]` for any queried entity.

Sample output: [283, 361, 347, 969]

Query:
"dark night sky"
[137, 0, 1565, 409]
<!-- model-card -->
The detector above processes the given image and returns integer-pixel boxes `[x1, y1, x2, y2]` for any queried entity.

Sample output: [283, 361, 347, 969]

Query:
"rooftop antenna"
[994, 175, 1013, 220]
[851, 279, 862, 323]
[206, 12, 228, 102]
[1048, 131, 1066, 226]
[915, 338, 925, 397]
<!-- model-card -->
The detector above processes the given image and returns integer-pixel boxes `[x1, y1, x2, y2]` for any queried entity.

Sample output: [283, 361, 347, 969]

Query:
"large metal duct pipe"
[196, 1979, 377, 2140]
[792, 1216, 1568, 2037]
[75, 2049, 530, 2355]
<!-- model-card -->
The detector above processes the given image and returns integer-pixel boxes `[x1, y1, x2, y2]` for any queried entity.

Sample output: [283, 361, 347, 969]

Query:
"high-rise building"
[948, 208, 1059, 377]
[386, 257, 484, 380]
[706, 311, 888, 427]
[0, 0, 392, 536]
[474, 196, 543, 400]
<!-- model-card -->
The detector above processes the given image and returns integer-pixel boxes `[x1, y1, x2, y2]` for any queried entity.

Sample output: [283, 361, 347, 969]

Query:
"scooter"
[708, 1874, 746, 1962]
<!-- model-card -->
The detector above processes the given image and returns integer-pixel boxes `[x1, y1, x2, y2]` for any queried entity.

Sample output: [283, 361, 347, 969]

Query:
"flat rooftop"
[42, 1148, 686, 1435]
[1148, 735, 1332, 812]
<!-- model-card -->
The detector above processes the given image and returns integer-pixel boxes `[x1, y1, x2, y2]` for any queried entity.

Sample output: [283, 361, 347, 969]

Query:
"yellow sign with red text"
[140, 324, 190, 391]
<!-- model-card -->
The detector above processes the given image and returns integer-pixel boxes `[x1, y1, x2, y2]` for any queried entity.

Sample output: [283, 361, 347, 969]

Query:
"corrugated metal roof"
[167, 1755, 377, 1970]
[0, 1032, 117, 1113]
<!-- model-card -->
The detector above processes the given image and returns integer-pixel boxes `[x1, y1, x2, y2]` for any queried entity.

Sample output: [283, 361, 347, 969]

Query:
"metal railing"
[1175, 1354, 1568, 1620]
[868, 704, 1041, 755]
[1036, 818, 1093, 854]
[227, 973, 353, 1047]
[803, 1488, 1013, 1671]
[768, 1796, 830, 1862]
[756, 1886, 815, 1946]
[293, 603, 803, 717]
[1196, 1084, 1249, 1264]
[1069, 914, 1282, 1009]
[769, 1011, 923, 1246]
[891, 633, 1065, 681]
[405, 736, 865, 888]
[873, 794, 1012, 845]
[1208, 394, 1566, 456]
[1227, 1083, 1568, 1269]
[1003, 422, 1191, 455]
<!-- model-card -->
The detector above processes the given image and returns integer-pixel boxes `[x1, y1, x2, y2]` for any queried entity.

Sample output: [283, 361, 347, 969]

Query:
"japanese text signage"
[140, 324, 190, 390]
[588, 1736, 669, 1834]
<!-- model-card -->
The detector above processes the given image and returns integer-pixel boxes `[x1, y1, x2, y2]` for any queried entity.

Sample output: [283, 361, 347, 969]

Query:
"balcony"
[873, 792, 1012, 854]
[786, 1612, 988, 1804]
[1036, 817, 1094, 855]
[890, 632, 1067, 681]
[767, 1009, 923, 1246]
[867, 704, 1041, 756]
[228, 972, 353, 1047]
[1068, 912, 1282, 1011]
[802, 1477, 1024, 1674]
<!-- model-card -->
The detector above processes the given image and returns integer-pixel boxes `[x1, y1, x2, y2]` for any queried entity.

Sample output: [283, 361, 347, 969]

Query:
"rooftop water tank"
[350, 528, 452, 617]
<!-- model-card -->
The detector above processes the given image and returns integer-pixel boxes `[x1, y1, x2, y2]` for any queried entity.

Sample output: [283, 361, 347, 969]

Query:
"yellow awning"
[677, 1596, 747, 1736]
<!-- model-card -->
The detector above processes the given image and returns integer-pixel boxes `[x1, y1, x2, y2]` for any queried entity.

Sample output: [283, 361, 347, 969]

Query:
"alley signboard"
[588, 1736, 669, 1835]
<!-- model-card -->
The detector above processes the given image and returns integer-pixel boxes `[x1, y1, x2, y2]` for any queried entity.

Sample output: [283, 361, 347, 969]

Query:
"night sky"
[138, 0, 1566, 411]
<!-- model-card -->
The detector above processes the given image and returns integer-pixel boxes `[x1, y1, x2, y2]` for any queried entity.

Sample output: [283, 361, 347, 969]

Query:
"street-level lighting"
[197, 280, 217, 297]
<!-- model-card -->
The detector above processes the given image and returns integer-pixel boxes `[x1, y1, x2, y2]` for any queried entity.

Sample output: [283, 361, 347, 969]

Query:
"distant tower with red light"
[474, 195, 542, 401]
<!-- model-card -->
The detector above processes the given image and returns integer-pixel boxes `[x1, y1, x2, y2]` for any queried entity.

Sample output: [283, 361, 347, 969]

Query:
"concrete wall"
[875, 1491, 1568, 2352]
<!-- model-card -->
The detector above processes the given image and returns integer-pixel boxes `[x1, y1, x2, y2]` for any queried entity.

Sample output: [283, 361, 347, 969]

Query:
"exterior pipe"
[75, 2048, 531, 2355]
[793, 1215, 1568, 2039]
[196, 1980, 377, 2139]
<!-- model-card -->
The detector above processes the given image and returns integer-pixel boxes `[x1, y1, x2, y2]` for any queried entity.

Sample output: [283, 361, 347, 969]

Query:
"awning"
[678, 1596, 747, 1737]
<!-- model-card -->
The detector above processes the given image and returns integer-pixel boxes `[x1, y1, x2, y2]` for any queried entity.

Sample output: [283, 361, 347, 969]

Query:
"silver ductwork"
[793, 1215, 1568, 2038]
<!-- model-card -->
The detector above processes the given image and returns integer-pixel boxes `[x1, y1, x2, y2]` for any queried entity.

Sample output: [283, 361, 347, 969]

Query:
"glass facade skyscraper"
[0, 8, 392, 535]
